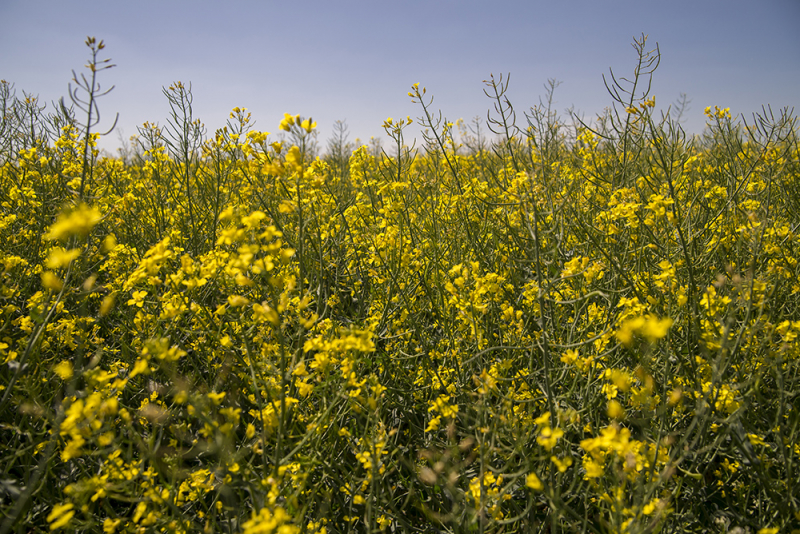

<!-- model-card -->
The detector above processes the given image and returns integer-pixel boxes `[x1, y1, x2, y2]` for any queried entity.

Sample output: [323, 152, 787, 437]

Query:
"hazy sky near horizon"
[1, 0, 798, 154]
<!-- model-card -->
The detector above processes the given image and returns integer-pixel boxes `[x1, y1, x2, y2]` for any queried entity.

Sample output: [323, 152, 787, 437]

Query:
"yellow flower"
[102, 234, 117, 252]
[668, 388, 683, 406]
[45, 247, 81, 269]
[278, 200, 296, 214]
[103, 518, 121, 533]
[45, 203, 102, 241]
[605, 369, 632, 392]
[279, 113, 300, 131]
[534, 412, 551, 426]
[227, 294, 250, 307]
[425, 415, 441, 432]
[616, 315, 673, 347]
[296, 379, 313, 397]
[47, 502, 75, 530]
[241, 506, 298, 534]
[253, 302, 280, 326]
[207, 391, 226, 405]
[582, 457, 605, 479]
[300, 118, 316, 132]
[537, 426, 564, 451]
[41, 271, 63, 291]
[280, 248, 295, 264]
[127, 290, 147, 308]
[607, 400, 625, 420]
[53, 361, 73, 380]
[601, 383, 618, 400]
[550, 455, 573, 473]
[525, 472, 543, 491]
[560, 349, 579, 365]
[130, 358, 150, 378]
[241, 210, 266, 228]
[99, 294, 116, 316]
[705, 105, 731, 120]
[428, 394, 458, 418]
[642, 498, 661, 515]
[640, 315, 673, 342]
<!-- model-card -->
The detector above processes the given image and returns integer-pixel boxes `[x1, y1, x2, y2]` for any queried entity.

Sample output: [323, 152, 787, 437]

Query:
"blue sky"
[2, 0, 798, 154]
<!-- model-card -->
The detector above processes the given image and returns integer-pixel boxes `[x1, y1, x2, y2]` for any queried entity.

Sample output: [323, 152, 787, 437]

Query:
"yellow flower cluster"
[1, 46, 798, 533]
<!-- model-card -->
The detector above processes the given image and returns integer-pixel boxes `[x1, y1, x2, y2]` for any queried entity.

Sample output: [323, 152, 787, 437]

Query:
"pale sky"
[2, 0, 798, 154]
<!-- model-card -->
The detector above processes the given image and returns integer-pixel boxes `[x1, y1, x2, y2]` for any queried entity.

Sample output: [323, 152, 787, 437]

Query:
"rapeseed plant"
[0, 34, 798, 534]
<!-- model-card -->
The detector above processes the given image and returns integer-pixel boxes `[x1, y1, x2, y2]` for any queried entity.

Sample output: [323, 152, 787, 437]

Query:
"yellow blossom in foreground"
[45, 204, 102, 241]
[537, 426, 564, 451]
[45, 247, 81, 269]
[241, 506, 298, 534]
[300, 118, 316, 132]
[103, 518, 121, 533]
[99, 294, 116, 316]
[279, 113, 300, 132]
[526, 472, 543, 491]
[41, 271, 63, 291]
[53, 361, 73, 380]
[607, 399, 625, 420]
[228, 294, 250, 307]
[47, 502, 75, 530]
[102, 234, 117, 252]
[551, 455, 573, 473]
[207, 391, 226, 405]
[428, 394, 459, 418]
[129, 358, 150, 378]
[582, 457, 605, 479]
[616, 314, 673, 347]
[642, 497, 661, 515]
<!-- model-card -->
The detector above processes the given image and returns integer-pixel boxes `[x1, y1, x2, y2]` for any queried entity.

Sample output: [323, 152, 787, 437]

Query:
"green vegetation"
[1, 35, 798, 533]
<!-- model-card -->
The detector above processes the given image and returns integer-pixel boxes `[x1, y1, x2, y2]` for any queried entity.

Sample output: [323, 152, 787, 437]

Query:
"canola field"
[1, 38, 799, 533]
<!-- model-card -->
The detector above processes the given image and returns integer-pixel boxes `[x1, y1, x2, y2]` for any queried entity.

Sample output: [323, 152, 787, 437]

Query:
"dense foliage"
[1, 37, 798, 533]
